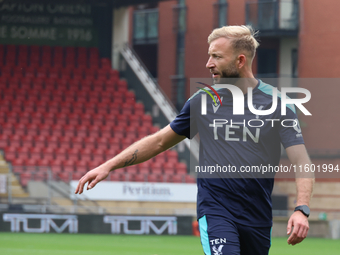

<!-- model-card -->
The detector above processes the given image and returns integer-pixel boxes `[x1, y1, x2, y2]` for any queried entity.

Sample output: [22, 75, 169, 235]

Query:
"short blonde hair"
[208, 25, 260, 60]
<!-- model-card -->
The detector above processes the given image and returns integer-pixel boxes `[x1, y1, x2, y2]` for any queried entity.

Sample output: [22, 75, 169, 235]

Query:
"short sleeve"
[278, 105, 305, 149]
[170, 99, 198, 139]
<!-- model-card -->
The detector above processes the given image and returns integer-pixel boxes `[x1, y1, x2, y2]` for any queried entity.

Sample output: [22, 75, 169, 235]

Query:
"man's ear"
[237, 54, 247, 69]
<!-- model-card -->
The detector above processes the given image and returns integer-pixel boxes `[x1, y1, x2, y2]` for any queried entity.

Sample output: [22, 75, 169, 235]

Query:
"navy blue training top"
[170, 80, 304, 227]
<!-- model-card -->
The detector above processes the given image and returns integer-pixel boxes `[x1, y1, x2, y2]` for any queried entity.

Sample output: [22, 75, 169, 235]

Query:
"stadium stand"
[0, 45, 194, 187]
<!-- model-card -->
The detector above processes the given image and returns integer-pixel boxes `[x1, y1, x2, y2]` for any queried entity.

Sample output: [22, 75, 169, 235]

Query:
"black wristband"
[294, 205, 310, 217]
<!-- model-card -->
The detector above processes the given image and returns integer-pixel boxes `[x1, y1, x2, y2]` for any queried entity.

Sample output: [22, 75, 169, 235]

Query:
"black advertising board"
[0, 213, 194, 235]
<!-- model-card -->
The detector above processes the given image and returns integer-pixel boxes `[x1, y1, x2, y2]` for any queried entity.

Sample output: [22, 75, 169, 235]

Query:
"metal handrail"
[123, 43, 177, 110]
[120, 44, 199, 161]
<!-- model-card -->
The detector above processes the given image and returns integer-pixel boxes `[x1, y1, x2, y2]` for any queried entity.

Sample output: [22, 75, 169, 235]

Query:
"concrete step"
[0, 164, 9, 174]
[52, 197, 74, 206]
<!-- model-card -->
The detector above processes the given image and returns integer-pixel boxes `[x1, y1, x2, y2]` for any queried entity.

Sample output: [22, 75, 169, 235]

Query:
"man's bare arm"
[75, 124, 186, 194]
[286, 144, 314, 206]
[285, 144, 315, 245]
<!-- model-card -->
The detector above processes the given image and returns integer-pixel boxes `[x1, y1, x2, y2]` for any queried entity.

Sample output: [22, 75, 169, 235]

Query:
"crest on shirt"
[212, 245, 224, 255]
[212, 95, 223, 113]
[293, 118, 303, 137]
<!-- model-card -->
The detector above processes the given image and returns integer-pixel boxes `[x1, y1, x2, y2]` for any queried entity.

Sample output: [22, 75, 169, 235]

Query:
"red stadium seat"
[125, 165, 138, 174]
[17, 147, 30, 160]
[138, 162, 150, 175]
[42, 145, 55, 155]
[137, 126, 150, 136]
[48, 67, 60, 79]
[84, 73, 95, 81]
[153, 152, 166, 164]
[42, 153, 54, 162]
[99, 125, 112, 137]
[55, 146, 68, 158]
[106, 147, 119, 159]
[176, 162, 188, 175]
[141, 115, 153, 126]
[92, 148, 106, 161]
[122, 173, 134, 182]
[25, 158, 38, 167]
[12, 158, 26, 169]
[67, 147, 80, 158]
[71, 136, 83, 149]
[46, 134, 59, 147]
[14, 121, 26, 133]
[53, 46, 64, 56]
[150, 126, 160, 134]
[148, 174, 161, 183]
[50, 159, 64, 173]
[108, 109, 121, 119]
[72, 171, 86, 180]
[172, 174, 185, 183]
[4, 147, 17, 162]
[30, 147, 42, 160]
[63, 160, 75, 172]
[20, 172, 31, 187]
[37, 158, 50, 167]
[95, 136, 108, 147]
[128, 115, 141, 127]
[162, 174, 173, 183]
[109, 172, 122, 182]
[59, 136, 71, 148]
[150, 162, 163, 175]
[109, 69, 119, 80]
[58, 172, 71, 183]
[134, 173, 147, 182]
[185, 175, 196, 183]
[113, 125, 126, 138]
[36, 67, 48, 79]
[74, 160, 88, 172]
[63, 125, 75, 137]
[32, 135, 46, 148]
[88, 160, 102, 170]
[104, 119, 116, 128]
[163, 162, 175, 175]
[83, 136, 96, 147]
[42, 45, 51, 54]
[0, 134, 9, 148]
[80, 146, 93, 155]
[88, 126, 100, 137]
[166, 150, 178, 162]
[78, 47, 87, 56]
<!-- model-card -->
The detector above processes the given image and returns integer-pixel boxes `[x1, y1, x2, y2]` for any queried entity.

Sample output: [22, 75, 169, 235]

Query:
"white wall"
[279, 37, 298, 77]
[112, 7, 129, 70]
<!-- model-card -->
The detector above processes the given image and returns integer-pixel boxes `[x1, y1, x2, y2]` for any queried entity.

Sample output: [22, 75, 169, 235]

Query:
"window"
[173, 0, 186, 34]
[133, 9, 158, 44]
[214, 0, 228, 28]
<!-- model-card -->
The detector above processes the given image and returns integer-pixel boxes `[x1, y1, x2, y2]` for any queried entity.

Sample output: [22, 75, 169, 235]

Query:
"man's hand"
[75, 164, 111, 194]
[287, 211, 309, 245]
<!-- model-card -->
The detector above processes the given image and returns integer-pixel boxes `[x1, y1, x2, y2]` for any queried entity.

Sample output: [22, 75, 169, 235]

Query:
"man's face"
[206, 37, 240, 83]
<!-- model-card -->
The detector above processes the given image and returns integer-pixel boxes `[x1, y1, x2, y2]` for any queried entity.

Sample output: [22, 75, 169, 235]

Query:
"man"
[75, 25, 314, 255]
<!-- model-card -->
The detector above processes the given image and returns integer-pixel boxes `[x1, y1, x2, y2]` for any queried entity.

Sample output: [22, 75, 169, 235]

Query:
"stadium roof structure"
[113, 0, 170, 8]
[1, 0, 170, 8]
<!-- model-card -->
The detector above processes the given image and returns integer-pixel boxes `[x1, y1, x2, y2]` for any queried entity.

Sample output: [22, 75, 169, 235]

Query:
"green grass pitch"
[0, 233, 339, 255]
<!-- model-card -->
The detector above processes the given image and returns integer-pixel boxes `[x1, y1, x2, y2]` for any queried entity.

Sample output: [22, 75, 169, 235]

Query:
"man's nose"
[206, 57, 215, 69]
